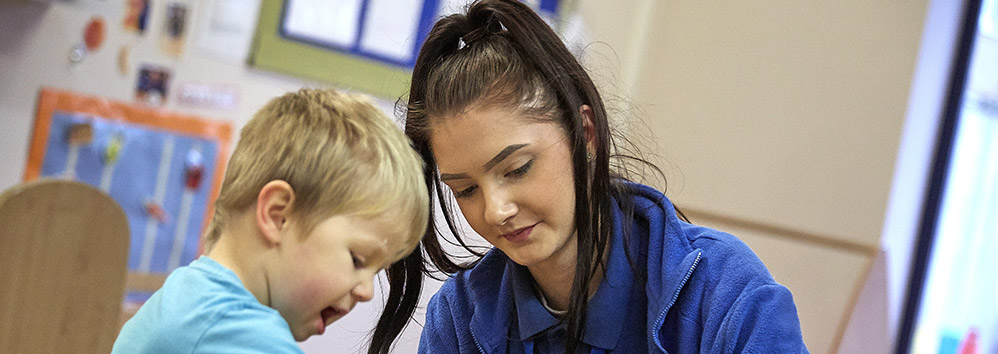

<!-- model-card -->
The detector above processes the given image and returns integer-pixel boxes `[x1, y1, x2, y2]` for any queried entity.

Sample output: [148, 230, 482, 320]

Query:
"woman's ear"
[580, 105, 596, 155]
[255, 180, 294, 245]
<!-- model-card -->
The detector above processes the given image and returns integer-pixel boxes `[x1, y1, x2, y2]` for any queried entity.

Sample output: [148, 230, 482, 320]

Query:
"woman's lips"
[501, 223, 537, 243]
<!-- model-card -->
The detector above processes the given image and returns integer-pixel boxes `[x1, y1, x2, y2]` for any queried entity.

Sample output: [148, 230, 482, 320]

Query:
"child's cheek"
[295, 273, 346, 304]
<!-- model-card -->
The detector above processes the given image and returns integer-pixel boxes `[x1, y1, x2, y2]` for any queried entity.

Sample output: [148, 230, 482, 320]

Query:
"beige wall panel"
[576, 0, 647, 84]
[695, 218, 873, 354]
[628, 1, 928, 246]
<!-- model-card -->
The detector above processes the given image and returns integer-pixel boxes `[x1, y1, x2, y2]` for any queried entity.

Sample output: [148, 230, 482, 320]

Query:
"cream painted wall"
[632, 1, 927, 246]
[578, 1, 933, 353]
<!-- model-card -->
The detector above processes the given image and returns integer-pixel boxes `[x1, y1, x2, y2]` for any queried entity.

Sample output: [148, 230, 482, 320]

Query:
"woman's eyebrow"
[439, 143, 528, 181]
[440, 172, 469, 181]
[481, 144, 527, 172]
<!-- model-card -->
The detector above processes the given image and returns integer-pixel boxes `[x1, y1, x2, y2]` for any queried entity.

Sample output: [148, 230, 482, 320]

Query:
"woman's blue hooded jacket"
[419, 183, 810, 354]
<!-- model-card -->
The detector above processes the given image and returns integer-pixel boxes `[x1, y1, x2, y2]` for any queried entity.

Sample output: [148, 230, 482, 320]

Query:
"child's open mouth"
[318, 306, 345, 334]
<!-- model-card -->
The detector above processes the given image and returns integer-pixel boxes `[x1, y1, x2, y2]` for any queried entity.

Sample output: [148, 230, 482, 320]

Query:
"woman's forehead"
[431, 107, 560, 138]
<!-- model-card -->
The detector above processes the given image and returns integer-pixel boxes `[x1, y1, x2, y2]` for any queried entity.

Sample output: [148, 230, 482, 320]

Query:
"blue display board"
[26, 88, 233, 279]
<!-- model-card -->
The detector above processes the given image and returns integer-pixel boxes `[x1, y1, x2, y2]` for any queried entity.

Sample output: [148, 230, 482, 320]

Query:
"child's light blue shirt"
[112, 256, 304, 354]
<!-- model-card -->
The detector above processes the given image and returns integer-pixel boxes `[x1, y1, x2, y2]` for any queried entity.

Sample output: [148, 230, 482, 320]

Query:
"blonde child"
[113, 88, 428, 353]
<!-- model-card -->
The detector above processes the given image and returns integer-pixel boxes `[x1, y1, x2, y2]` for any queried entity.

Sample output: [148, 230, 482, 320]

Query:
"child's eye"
[350, 252, 364, 268]
[505, 160, 533, 178]
[453, 185, 477, 199]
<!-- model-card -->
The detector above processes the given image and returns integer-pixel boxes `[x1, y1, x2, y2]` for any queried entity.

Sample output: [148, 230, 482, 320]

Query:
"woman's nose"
[484, 187, 517, 226]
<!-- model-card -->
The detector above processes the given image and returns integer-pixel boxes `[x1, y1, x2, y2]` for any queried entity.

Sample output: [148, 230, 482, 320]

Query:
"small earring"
[586, 152, 594, 161]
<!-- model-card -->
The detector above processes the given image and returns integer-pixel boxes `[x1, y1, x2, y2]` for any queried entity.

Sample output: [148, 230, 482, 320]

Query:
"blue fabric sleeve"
[419, 291, 466, 353]
[194, 306, 304, 354]
[710, 283, 809, 354]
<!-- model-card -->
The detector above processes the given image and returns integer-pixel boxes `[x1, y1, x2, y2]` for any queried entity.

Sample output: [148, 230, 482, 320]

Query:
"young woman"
[370, 1, 811, 353]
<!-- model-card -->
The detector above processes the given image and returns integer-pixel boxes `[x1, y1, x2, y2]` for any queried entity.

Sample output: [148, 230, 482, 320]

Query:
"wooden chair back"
[0, 180, 130, 353]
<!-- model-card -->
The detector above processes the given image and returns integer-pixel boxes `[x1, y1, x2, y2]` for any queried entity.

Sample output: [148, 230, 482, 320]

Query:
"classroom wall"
[1, 0, 943, 353]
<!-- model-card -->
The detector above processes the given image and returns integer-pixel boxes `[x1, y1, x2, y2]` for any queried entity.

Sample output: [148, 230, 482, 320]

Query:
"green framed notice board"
[249, 0, 570, 99]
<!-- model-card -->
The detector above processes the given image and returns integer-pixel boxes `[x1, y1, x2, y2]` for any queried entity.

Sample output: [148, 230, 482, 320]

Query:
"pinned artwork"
[118, 45, 132, 75]
[194, 0, 262, 63]
[25, 88, 232, 281]
[161, 2, 190, 57]
[136, 65, 172, 106]
[84, 17, 106, 51]
[123, 0, 151, 34]
[176, 83, 239, 110]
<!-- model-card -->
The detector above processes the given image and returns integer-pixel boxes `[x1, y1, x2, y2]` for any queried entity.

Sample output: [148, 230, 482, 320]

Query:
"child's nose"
[353, 277, 374, 302]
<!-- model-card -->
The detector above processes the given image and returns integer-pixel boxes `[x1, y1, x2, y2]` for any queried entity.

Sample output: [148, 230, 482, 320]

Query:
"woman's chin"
[503, 247, 549, 268]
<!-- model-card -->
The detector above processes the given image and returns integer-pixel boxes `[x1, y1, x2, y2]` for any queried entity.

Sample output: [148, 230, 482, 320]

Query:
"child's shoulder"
[113, 258, 303, 353]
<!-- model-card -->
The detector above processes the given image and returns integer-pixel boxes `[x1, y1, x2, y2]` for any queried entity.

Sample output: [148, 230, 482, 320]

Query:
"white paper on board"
[283, 0, 363, 48]
[359, 0, 422, 63]
[194, 0, 263, 63]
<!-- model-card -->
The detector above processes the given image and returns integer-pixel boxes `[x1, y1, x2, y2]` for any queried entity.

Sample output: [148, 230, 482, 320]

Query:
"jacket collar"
[508, 218, 636, 350]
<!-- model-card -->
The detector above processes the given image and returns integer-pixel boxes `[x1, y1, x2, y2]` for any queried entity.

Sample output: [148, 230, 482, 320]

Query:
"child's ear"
[255, 180, 294, 245]
[579, 104, 596, 155]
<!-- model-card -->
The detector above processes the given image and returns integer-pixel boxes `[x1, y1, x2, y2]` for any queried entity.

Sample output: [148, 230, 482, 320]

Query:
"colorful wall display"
[24, 88, 232, 293]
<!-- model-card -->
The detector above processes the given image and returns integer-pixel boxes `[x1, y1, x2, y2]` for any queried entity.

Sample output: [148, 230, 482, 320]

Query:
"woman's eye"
[453, 185, 477, 199]
[505, 160, 533, 178]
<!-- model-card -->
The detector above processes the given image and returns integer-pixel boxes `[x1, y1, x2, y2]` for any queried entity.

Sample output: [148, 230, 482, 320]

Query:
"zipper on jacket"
[652, 251, 701, 352]
[470, 330, 486, 354]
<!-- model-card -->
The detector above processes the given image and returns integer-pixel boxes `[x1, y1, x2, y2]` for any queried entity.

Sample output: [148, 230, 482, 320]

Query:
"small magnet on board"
[184, 148, 204, 190]
[67, 123, 94, 145]
[144, 200, 169, 223]
[69, 43, 87, 63]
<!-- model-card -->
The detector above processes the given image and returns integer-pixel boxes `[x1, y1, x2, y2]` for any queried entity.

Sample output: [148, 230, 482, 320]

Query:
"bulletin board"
[279, 0, 443, 69]
[249, 0, 565, 99]
[249, 0, 426, 99]
[24, 88, 232, 301]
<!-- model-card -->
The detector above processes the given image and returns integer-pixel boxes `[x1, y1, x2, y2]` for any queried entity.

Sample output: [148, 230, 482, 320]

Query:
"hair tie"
[459, 17, 507, 49]
[461, 27, 490, 46]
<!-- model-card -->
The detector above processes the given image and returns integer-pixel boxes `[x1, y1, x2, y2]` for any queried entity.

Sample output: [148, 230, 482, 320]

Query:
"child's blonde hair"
[204, 88, 428, 249]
